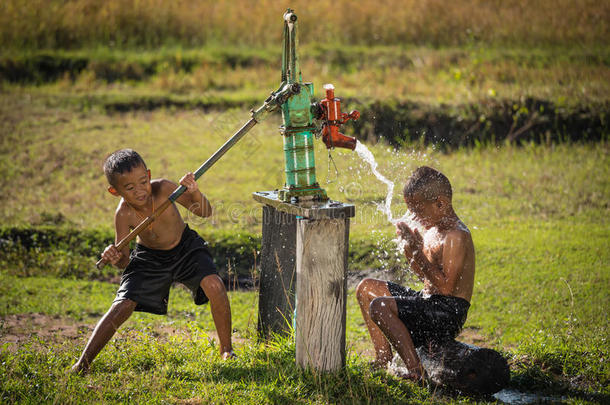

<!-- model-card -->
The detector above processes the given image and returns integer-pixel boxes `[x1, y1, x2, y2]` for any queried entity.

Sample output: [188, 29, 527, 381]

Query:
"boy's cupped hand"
[396, 222, 423, 256]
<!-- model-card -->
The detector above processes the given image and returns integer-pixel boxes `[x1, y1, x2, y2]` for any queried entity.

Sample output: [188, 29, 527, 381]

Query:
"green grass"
[0, 275, 434, 404]
[1, 217, 609, 403]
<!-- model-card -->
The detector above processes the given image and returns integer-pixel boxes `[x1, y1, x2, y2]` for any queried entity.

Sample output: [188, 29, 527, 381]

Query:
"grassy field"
[0, 214, 609, 403]
[0, 276, 433, 404]
[3, 45, 609, 109]
[1, 92, 607, 235]
[0, 86, 609, 402]
[1, 1, 609, 402]
[1, 219, 609, 404]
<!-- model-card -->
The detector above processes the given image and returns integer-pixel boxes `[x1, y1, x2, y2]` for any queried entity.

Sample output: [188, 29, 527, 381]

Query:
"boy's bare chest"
[422, 228, 445, 267]
[132, 203, 185, 248]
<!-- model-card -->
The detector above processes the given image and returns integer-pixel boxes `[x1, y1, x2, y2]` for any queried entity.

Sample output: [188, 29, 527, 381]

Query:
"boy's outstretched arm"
[173, 173, 212, 217]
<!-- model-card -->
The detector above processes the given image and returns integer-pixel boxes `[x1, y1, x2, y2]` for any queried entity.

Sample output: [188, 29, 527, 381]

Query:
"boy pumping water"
[356, 166, 475, 382]
[71, 149, 234, 374]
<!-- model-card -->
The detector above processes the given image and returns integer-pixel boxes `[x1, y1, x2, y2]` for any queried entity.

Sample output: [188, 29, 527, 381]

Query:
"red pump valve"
[318, 84, 359, 150]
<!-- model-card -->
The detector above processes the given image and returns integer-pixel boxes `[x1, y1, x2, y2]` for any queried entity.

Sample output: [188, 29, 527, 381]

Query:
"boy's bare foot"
[69, 362, 89, 375]
[397, 369, 427, 387]
[368, 359, 390, 370]
[221, 350, 237, 360]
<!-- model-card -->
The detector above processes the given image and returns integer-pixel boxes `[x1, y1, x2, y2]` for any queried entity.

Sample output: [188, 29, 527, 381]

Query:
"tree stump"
[257, 205, 297, 338]
[295, 217, 350, 371]
[415, 340, 510, 395]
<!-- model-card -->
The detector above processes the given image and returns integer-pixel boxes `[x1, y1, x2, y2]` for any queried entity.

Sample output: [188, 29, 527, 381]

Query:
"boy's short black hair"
[103, 149, 147, 186]
[403, 166, 452, 201]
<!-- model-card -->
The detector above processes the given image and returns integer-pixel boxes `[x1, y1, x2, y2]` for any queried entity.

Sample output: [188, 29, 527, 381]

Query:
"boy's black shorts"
[387, 281, 470, 348]
[114, 225, 218, 315]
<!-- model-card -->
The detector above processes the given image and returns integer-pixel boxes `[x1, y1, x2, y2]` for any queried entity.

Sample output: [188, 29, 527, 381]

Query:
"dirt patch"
[457, 327, 493, 348]
[0, 313, 249, 353]
[0, 313, 91, 352]
[0, 313, 496, 362]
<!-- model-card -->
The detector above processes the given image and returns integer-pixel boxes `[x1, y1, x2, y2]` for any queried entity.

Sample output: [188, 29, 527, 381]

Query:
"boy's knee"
[369, 297, 388, 324]
[370, 297, 399, 325]
[356, 278, 375, 301]
[109, 299, 136, 323]
[201, 274, 227, 298]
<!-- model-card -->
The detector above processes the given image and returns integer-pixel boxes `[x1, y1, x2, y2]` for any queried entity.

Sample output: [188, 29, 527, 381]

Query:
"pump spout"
[322, 127, 357, 150]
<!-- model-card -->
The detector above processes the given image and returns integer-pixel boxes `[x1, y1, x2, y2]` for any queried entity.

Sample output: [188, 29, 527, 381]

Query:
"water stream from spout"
[353, 141, 425, 258]
[354, 141, 395, 223]
[354, 141, 422, 227]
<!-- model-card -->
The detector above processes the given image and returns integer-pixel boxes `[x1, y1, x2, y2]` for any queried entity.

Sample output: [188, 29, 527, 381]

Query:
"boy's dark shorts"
[387, 281, 470, 348]
[114, 225, 218, 315]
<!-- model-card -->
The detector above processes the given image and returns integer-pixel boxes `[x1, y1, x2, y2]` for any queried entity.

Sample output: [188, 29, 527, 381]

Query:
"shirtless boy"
[71, 149, 233, 374]
[356, 166, 475, 381]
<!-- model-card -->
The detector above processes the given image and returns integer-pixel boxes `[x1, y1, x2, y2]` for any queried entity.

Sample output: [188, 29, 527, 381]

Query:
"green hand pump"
[277, 9, 359, 201]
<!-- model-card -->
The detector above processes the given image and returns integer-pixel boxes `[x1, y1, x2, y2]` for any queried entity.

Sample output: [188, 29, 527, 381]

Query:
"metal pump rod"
[96, 84, 299, 269]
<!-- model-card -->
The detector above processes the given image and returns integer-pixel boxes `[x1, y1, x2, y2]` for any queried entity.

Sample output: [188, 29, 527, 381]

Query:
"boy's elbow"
[439, 280, 457, 296]
[439, 286, 453, 296]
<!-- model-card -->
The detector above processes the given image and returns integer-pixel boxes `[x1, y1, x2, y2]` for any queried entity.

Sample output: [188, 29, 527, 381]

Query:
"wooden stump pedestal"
[257, 206, 297, 338]
[295, 217, 350, 371]
[253, 191, 354, 372]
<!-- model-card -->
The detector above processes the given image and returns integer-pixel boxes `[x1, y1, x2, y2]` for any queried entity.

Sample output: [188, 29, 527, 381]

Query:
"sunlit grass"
[1, 0, 607, 49]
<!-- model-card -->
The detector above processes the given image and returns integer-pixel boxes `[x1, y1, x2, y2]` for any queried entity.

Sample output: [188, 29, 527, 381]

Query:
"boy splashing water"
[72, 149, 233, 374]
[356, 166, 475, 382]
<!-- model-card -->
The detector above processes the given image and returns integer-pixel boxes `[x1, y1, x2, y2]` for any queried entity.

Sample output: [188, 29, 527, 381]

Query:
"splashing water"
[354, 141, 428, 261]
[354, 141, 424, 229]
